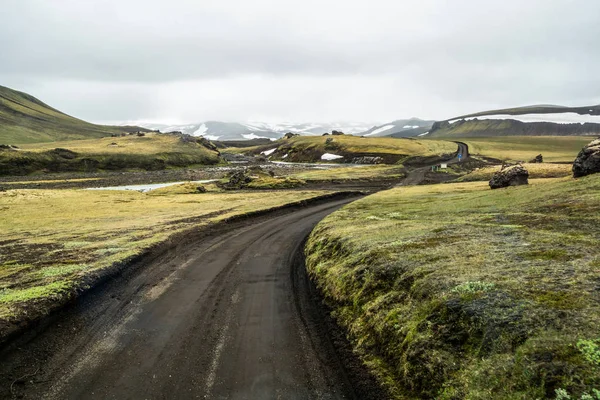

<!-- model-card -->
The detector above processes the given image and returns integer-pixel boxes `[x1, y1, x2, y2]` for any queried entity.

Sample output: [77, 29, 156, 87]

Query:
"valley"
[1, 85, 600, 400]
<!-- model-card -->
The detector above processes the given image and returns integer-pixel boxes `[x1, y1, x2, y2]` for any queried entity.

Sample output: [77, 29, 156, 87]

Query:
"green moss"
[305, 176, 600, 398]
[0, 281, 72, 304]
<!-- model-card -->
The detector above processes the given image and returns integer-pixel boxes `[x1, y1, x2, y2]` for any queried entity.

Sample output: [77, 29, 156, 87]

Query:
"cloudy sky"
[2, 0, 599, 124]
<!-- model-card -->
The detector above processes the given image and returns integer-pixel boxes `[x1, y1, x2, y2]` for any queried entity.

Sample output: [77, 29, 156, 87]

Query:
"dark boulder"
[322, 133, 330, 136]
[218, 169, 253, 190]
[529, 154, 543, 163]
[136, 132, 146, 137]
[572, 138, 600, 178]
[50, 148, 78, 160]
[331, 130, 344, 136]
[284, 132, 299, 139]
[195, 185, 207, 193]
[196, 137, 218, 152]
[489, 164, 529, 189]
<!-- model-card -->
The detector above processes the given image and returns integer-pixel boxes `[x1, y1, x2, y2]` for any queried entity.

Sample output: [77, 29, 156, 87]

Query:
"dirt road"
[1, 196, 386, 400]
[398, 141, 469, 186]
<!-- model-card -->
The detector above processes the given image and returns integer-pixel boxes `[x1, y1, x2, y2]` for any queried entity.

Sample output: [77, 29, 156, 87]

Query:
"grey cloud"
[1, 0, 599, 122]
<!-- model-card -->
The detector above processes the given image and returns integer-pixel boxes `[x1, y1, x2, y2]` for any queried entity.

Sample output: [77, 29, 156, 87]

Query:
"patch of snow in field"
[192, 123, 208, 136]
[282, 154, 288, 159]
[261, 148, 277, 156]
[449, 112, 600, 125]
[365, 125, 395, 136]
[242, 133, 270, 140]
[402, 125, 420, 129]
[203, 135, 221, 141]
[418, 131, 430, 136]
[321, 153, 344, 160]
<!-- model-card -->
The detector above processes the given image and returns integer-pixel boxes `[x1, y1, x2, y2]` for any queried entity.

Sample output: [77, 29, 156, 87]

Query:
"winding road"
[398, 141, 469, 186]
[1, 142, 468, 399]
[1, 196, 384, 400]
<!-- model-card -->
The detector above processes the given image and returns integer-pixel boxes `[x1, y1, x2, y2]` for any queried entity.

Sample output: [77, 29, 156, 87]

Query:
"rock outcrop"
[331, 130, 344, 136]
[284, 132, 299, 139]
[529, 154, 543, 163]
[572, 138, 600, 178]
[352, 156, 384, 164]
[218, 170, 253, 190]
[489, 164, 529, 189]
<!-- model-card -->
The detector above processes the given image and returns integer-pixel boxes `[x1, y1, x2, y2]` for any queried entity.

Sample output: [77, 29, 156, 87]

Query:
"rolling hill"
[359, 118, 435, 138]
[427, 104, 600, 137]
[0, 85, 149, 144]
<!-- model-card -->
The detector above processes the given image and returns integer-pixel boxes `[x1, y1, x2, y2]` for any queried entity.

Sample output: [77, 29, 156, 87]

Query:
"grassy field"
[0, 134, 220, 175]
[0, 188, 332, 336]
[244, 135, 457, 164]
[306, 176, 600, 399]
[457, 163, 573, 182]
[458, 136, 592, 162]
[292, 165, 406, 181]
[0, 85, 146, 144]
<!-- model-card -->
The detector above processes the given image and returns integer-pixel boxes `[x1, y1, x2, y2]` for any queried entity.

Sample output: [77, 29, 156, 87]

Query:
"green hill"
[0, 85, 149, 144]
[428, 104, 600, 137]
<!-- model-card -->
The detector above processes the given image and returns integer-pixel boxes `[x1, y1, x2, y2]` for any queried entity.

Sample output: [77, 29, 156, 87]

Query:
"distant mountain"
[131, 121, 377, 141]
[358, 118, 436, 138]
[427, 104, 600, 137]
[0, 85, 149, 144]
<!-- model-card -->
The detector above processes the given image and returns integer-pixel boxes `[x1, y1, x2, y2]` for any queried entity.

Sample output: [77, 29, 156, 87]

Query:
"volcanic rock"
[489, 164, 529, 189]
[572, 138, 600, 177]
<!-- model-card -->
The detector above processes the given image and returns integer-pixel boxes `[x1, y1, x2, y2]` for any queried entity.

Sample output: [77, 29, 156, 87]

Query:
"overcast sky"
[2, 0, 599, 124]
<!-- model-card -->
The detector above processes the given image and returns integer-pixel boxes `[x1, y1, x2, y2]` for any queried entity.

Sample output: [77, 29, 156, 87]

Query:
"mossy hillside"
[0, 85, 147, 144]
[249, 135, 457, 164]
[0, 134, 220, 175]
[306, 176, 600, 399]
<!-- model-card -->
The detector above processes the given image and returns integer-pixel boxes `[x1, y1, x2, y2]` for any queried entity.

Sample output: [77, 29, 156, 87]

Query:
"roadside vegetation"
[0, 134, 220, 175]
[306, 176, 600, 399]
[457, 163, 572, 182]
[0, 187, 333, 339]
[456, 136, 592, 162]
[244, 135, 457, 164]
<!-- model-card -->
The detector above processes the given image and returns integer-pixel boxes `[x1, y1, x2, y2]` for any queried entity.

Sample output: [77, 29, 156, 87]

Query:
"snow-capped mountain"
[125, 121, 378, 141]
[358, 118, 436, 138]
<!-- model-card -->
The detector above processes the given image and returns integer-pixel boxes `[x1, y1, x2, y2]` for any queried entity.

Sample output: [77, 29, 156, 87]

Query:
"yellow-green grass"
[0, 134, 220, 175]
[19, 133, 192, 154]
[0, 188, 332, 326]
[306, 175, 600, 399]
[292, 165, 406, 181]
[0, 178, 102, 185]
[458, 136, 592, 163]
[246, 176, 306, 189]
[457, 163, 573, 182]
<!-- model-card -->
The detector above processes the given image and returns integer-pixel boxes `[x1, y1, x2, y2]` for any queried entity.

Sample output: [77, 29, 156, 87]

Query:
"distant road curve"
[398, 141, 469, 186]
[0, 196, 387, 400]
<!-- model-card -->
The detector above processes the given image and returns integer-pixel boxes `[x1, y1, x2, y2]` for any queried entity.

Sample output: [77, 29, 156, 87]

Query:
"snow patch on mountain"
[192, 124, 208, 136]
[365, 125, 395, 136]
